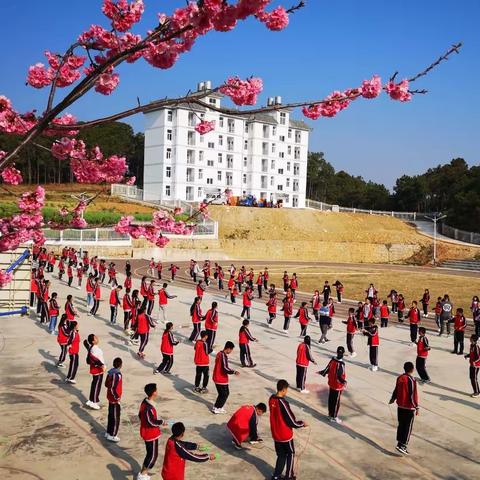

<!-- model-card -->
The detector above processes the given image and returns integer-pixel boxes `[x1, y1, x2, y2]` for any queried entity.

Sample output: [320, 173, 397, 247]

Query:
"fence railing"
[43, 228, 132, 245]
[305, 199, 417, 221]
[439, 223, 480, 245]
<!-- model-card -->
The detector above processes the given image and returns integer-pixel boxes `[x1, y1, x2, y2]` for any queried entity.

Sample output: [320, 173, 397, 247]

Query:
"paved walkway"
[414, 221, 479, 247]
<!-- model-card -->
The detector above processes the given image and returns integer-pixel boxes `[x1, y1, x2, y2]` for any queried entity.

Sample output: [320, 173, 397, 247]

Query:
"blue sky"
[0, 0, 478, 188]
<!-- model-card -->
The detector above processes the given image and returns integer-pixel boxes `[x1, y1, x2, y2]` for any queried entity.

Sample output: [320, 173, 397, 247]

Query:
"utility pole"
[424, 213, 447, 266]
[71, 192, 95, 256]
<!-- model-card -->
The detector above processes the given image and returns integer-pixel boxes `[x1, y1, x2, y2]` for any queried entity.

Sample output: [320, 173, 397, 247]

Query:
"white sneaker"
[350, 352, 357, 358]
[87, 401, 100, 410]
[211, 407, 221, 414]
[329, 417, 342, 424]
[372, 365, 378, 372]
[137, 473, 151, 480]
[106, 434, 120, 443]
[219, 408, 227, 414]
[57, 363, 65, 368]
[283, 329, 289, 334]
[300, 389, 310, 394]
[65, 378, 76, 384]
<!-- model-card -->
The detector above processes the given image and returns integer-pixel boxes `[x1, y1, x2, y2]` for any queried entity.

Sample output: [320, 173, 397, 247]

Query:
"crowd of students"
[28, 248, 480, 479]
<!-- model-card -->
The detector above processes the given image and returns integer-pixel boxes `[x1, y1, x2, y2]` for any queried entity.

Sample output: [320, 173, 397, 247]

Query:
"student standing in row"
[189, 296, 204, 343]
[296, 336, 316, 394]
[154, 323, 179, 375]
[48, 292, 60, 335]
[147, 280, 156, 316]
[282, 295, 293, 334]
[123, 288, 134, 334]
[137, 383, 166, 480]
[56, 314, 70, 368]
[158, 283, 176, 323]
[194, 331, 210, 394]
[318, 302, 331, 344]
[269, 379, 307, 480]
[89, 279, 101, 317]
[389, 362, 419, 455]
[110, 285, 122, 325]
[380, 300, 390, 328]
[266, 291, 277, 327]
[342, 308, 357, 357]
[465, 334, 480, 397]
[451, 308, 467, 355]
[334, 280, 344, 303]
[227, 403, 267, 450]
[416, 327, 431, 383]
[319, 346, 347, 423]
[407, 301, 421, 345]
[239, 319, 257, 368]
[84, 334, 106, 410]
[136, 307, 156, 358]
[421, 289, 430, 317]
[322, 281, 331, 304]
[363, 318, 379, 371]
[241, 287, 253, 320]
[295, 301, 310, 337]
[212, 341, 239, 414]
[105, 357, 123, 443]
[65, 321, 80, 384]
[205, 302, 219, 354]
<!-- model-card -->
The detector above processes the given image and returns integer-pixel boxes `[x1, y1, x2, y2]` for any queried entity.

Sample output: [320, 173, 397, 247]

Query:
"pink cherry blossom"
[212, 5, 238, 32]
[143, 42, 179, 69]
[26, 63, 53, 88]
[257, 6, 289, 31]
[95, 72, 120, 95]
[385, 79, 412, 102]
[0, 96, 12, 112]
[18, 186, 46, 212]
[0, 270, 13, 288]
[70, 216, 88, 229]
[44, 114, 79, 137]
[195, 120, 215, 135]
[78, 24, 118, 49]
[59, 207, 69, 217]
[102, 0, 144, 32]
[126, 176, 136, 185]
[361, 75, 382, 99]
[1, 164, 23, 185]
[236, 0, 270, 20]
[220, 76, 263, 106]
[302, 104, 322, 120]
[51, 137, 76, 160]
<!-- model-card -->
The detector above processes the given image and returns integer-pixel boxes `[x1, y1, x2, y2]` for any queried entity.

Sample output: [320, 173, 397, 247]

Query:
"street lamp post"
[71, 192, 95, 256]
[425, 213, 447, 266]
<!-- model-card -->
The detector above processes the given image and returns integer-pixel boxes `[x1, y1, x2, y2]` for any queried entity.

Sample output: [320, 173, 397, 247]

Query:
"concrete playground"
[0, 266, 478, 480]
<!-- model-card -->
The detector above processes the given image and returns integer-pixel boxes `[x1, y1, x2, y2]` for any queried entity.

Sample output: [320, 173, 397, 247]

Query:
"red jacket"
[227, 405, 258, 444]
[65, 301, 76, 320]
[147, 285, 155, 301]
[124, 276, 132, 290]
[320, 357, 346, 391]
[213, 351, 235, 385]
[158, 288, 169, 305]
[417, 336, 430, 358]
[68, 330, 80, 355]
[243, 291, 253, 307]
[469, 344, 480, 367]
[390, 373, 418, 410]
[191, 303, 203, 324]
[267, 296, 277, 313]
[136, 313, 152, 334]
[296, 343, 314, 367]
[408, 307, 421, 324]
[123, 293, 134, 311]
[48, 298, 60, 317]
[364, 325, 379, 346]
[161, 437, 209, 480]
[87, 345, 105, 376]
[269, 395, 304, 442]
[196, 284, 205, 297]
[289, 278, 298, 290]
[57, 323, 70, 345]
[380, 305, 390, 318]
[312, 294, 321, 311]
[453, 314, 466, 331]
[110, 289, 120, 307]
[295, 307, 309, 325]
[139, 398, 164, 441]
[86, 277, 95, 293]
[194, 340, 209, 366]
[105, 368, 122, 404]
[140, 280, 148, 297]
[283, 299, 293, 317]
[93, 284, 101, 300]
[161, 331, 178, 355]
[204, 308, 218, 331]
[239, 326, 255, 345]
[345, 314, 357, 334]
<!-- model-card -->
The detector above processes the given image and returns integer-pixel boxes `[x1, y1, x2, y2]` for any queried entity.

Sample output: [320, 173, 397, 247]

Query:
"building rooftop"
[289, 119, 311, 131]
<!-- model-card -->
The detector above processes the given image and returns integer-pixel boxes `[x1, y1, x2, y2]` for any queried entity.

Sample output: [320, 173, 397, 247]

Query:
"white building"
[143, 81, 310, 208]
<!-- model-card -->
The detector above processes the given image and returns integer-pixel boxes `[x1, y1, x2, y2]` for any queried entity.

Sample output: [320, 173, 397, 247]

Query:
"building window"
[186, 168, 194, 182]
[293, 179, 299, 192]
[228, 119, 235, 133]
[271, 159, 275, 169]
[261, 175, 267, 189]
[209, 98, 217, 105]
[207, 178, 213, 185]
[294, 163, 300, 176]
[186, 186, 194, 201]
[165, 185, 171, 196]
[199, 151, 204, 162]
[294, 147, 300, 160]
[243, 157, 248, 167]
[207, 160, 214, 167]
[166, 166, 171, 178]
[167, 110, 173, 122]
[261, 158, 268, 173]
[295, 130, 301, 143]
[198, 187, 203, 198]
[166, 148, 172, 159]
[199, 134, 204, 143]
[226, 172, 233, 186]
[208, 142, 215, 149]
[167, 129, 172, 141]
[219, 116, 224, 127]
[280, 135, 285, 142]
[243, 174, 247, 184]
[218, 153, 223, 163]
[263, 125, 269, 138]
[217, 171, 222, 181]
[198, 168, 203, 179]
[279, 112, 286, 125]
[186, 149, 195, 164]
[228, 138, 234, 151]
[279, 152, 285, 159]
[292, 196, 298, 207]
[270, 176, 274, 186]
[227, 155, 234, 169]
[187, 131, 195, 146]
[218, 135, 223, 146]
[278, 168, 284, 174]
[271, 143, 276, 153]
[272, 126, 277, 136]
[288, 128, 292, 139]
[287, 146, 292, 155]
[244, 123, 249, 133]
[287, 162, 291, 171]
[188, 112, 195, 127]
[286, 178, 290, 187]
[243, 139, 248, 150]
[262, 142, 268, 155]
[277, 184, 283, 191]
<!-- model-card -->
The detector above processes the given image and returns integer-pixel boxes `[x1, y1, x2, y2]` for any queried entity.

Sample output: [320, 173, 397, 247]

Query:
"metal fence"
[439, 223, 480, 245]
[44, 228, 132, 245]
[305, 199, 417, 221]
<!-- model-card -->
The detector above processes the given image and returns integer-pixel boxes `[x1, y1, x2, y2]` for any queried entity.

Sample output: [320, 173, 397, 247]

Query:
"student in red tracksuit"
[241, 288, 253, 320]
[282, 295, 294, 334]
[108, 263, 117, 286]
[154, 322, 179, 374]
[450, 308, 467, 355]
[58, 257, 65, 281]
[56, 314, 70, 367]
[156, 261, 163, 280]
[146, 280, 156, 316]
[289, 274, 298, 298]
[269, 379, 307, 480]
[363, 318, 379, 371]
[407, 301, 421, 344]
[47, 252, 56, 272]
[465, 334, 480, 397]
[89, 279, 101, 316]
[380, 300, 390, 328]
[105, 357, 123, 442]
[227, 276, 235, 301]
[263, 268, 269, 290]
[64, 294, 78, 328]
[205, 302, 219, 354]
[194, 331, 210, 393]
[296, 336, 316, 394]
[124, 271, 132, 291]
[416, 327, 431, 383]
[98, 260, 106, 284]
[319, 346, 347, 423]
[212, 342, 239, 414]
[389, 362, 419, 454]
[30, 269, 38, 308]
[168, 264, 179, 281]
[67, 262, 74, 287]
[48, 292, 60, 335]
[188, 296, 204, 342]
[217, 266, 225, 291]
[86, 273, 95, 308]
[110, 285, 123, 324]
[421, 289, 430, 317]
[66, 321, 80, 383]
[161, 422, 212, 480]
[282, 272, 289, 293]
[76, 262, 84, 288]
[140, 276, 149, 310]
[342, 307, 358, 357]
[230, 282, 239, 304]
[239, 319, 257, 368]
[227, 403, 267, 449]
[311, 290, 321, 323]
[123, 288, 134, 333]
[397, 294, 406, 323]
[138, 383, 166, 480]
[294, 302, 310, 337]
[196, 280, 206, 299]
[158, 283, 176, 323]
[136, 307, 156, 358]
[256, 273, 264, 298]
[266, 291, 277, 326]
[84, 334, 106, 410]
[38, 279, 50, 323]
